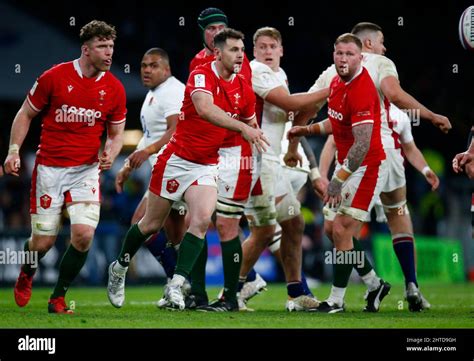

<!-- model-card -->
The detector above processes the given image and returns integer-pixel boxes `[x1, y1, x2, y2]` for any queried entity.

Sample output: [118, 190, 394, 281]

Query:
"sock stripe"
[393, 237, 414, 244]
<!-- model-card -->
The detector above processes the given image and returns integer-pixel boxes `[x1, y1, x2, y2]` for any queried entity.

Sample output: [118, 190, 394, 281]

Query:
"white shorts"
[382, 148, 406, 193]
[30, 162, 100, 215]
[280, 166, 309, 195]
[149, 144, 218, 202]
[217, 142, 260, 202]
[244, 159, 278, 227]
[216, 139, 261, 220]
[324, 160, 388, 223]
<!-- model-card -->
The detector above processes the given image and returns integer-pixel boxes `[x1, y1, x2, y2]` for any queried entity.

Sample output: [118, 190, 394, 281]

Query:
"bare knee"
[216, 217, 239, 241]
[324, 221, 334, 242]
[188, 216, 212, 238]
[251, 226, 275, 247]
[281, 215, 304, 237]
[71, 226, 95, 252]
[332, 221, 347, 243]
[31, 235, 56, 253]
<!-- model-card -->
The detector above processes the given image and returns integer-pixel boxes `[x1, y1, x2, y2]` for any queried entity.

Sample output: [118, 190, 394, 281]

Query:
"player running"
[106, 28, 268, 310]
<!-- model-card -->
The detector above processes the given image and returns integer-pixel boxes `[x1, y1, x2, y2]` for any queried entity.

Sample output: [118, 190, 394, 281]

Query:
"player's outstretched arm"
[265, 87, 329, 113]
[402, 140, 439, 191]
[3, 99, 38, 176]
[287, 118, 332, 141]
[192, 91, 269, 152]
[380, 76, 451, 134]
[100, 122, 125, 170]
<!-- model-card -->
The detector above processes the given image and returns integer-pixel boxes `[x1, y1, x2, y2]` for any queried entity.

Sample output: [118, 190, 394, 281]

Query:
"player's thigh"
[216, 215, 241, 241]
[139, 190, 173, 234]
[30, 234, 57, 252]
[184, 185, 217, 222]
[380, 185, 407, 207]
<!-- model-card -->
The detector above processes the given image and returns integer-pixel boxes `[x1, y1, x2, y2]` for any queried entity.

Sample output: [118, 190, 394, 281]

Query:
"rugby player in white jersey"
[238, 27, 329, 311]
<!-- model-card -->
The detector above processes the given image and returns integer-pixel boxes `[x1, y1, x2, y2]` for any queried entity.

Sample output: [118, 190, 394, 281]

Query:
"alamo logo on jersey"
[194, 74, 205, 88]
[55, 104, 102, 127]
[328, 107, 343, 121]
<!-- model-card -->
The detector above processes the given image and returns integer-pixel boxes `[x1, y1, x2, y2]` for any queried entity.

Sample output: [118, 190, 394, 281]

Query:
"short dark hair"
[80, 20, 116, 44]
[214, 28, 244, 49]
[351, 22, 383, 37]
[334, 33, 363, 50]
[144, 47, 170, 63]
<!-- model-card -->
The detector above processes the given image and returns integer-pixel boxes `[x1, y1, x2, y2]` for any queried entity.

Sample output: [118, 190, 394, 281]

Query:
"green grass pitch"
[0, 283, 472, 328]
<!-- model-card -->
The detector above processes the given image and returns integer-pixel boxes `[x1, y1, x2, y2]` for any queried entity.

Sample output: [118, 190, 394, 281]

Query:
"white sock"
[113, 261, 128, 276]
[361, 270, 381, 291]
[170, 274, 185, 287]
[327, 286, 346, 306]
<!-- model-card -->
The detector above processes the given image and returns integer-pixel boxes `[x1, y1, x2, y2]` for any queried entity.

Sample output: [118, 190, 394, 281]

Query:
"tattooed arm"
[325, 123, 373, 205]
[345, 123, 373, 172]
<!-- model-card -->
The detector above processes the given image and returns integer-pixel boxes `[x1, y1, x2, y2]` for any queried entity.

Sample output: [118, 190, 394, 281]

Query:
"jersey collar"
[344, 65, 363, 85]
[211, 61, 236, 82]
[73, 59, 106, 82]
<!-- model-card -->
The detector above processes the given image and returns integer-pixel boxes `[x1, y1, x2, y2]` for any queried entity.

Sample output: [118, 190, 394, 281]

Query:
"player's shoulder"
[357, 67, 378, 89]
[39, 61, 73, 79]
[312, 63, 337, 90]
[162, 76, 186, 91]
[190, 61, 214, 77]
[363, 52, 396, 68]
[320, 63, 337, 79]
[250, 59, 273, 73]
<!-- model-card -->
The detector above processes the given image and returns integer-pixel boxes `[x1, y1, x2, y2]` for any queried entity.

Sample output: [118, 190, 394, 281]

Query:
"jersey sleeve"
[161, 85, 185, 118]
[377, 56, 399, 83]
[395, 109, 414, 144]
[389, 105, 414, 144]
[27, 68, 54, 113]
[108, 81, 127, 124]
[349, 79, 378, 127]
[241, 84, 256, 121]
[308, 64, 336, 108]
[251, 64, 282, 99]
[187, 68, 216, 98]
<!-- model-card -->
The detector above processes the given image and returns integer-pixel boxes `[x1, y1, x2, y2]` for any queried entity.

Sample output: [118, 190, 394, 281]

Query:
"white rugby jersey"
[309, 52, 401, 149]
[251, 60, 290, 162]
[137, 76, 185, 151]
[389, 104, 414, 146]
